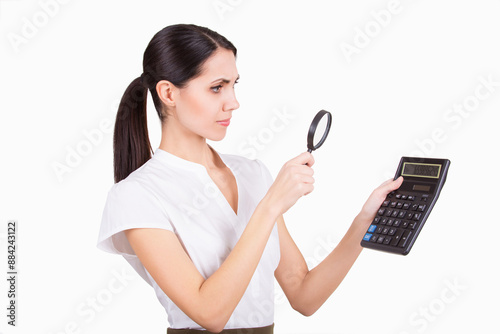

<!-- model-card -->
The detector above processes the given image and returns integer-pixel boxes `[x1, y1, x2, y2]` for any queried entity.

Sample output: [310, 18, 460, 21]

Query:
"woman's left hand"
[358, 176, 404, 224]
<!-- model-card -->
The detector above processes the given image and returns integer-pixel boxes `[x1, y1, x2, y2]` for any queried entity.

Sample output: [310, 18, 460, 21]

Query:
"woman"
[97, 24, 403, 334]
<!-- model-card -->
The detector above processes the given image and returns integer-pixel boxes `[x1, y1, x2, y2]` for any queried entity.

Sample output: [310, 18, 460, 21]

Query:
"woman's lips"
[216, 118, 231, 127]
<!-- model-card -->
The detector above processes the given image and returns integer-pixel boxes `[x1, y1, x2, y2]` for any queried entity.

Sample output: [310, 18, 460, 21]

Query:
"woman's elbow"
[203, 323, 225, 334]
[291, 301, 317, 317]
[197, 319, 225, 333]
[196, 308, 230, 333]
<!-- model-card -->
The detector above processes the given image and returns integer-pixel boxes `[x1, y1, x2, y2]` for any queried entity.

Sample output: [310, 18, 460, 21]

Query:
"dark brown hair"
[113, 24, 237, 183]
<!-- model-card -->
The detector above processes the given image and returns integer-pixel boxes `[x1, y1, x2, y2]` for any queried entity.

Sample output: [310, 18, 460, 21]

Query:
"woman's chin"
[209, 134, 227, 141]
[207, 129, 228, 141]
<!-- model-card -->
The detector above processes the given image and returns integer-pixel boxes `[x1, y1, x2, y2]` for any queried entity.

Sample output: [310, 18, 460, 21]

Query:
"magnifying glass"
[307, 109, 332, 153]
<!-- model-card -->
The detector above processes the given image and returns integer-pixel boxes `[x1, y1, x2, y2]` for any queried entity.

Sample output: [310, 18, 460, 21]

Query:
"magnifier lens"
[313, 116, 329, 147]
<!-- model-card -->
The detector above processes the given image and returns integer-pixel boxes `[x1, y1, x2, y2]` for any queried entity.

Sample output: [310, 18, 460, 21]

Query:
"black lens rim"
[307, 109, 332, 152]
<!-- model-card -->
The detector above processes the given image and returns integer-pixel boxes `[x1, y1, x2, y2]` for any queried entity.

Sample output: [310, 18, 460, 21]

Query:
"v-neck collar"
[216, 151, 241, 218]
[153, 146, 241, 218]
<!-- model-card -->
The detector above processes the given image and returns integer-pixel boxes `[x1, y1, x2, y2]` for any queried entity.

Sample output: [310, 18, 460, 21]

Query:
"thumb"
[386, 176, 404, 192]
[376, 176, 404, 196]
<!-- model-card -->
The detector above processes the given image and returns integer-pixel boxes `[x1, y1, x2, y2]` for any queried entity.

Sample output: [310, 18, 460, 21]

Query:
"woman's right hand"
[264, 152, 315, 215]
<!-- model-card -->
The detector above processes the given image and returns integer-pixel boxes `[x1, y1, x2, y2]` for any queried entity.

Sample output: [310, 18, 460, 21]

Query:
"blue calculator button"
[368, 225, 377, 233]
[363, 233, 373, 241]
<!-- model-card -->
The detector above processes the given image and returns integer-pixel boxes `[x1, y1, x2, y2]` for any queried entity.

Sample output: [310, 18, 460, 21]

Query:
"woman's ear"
[156, 80, 177, 108]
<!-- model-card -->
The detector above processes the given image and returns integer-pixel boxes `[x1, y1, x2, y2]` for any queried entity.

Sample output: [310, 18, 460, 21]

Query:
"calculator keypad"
[362, 192, 430, 248]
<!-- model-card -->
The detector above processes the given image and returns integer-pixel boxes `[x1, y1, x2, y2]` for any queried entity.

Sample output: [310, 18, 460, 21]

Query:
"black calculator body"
[361, 157, 450, 255]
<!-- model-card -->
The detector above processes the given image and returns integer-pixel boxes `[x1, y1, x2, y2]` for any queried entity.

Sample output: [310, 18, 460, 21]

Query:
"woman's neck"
[158, 121, 219, 170]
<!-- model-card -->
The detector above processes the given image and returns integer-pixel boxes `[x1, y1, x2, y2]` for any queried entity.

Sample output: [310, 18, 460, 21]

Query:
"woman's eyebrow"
[211, 75, 240, 84]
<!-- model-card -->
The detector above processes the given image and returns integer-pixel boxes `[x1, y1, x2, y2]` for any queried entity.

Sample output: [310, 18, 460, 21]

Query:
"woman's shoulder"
[105, 160, 158, 201]
[105, 177, 149, 208]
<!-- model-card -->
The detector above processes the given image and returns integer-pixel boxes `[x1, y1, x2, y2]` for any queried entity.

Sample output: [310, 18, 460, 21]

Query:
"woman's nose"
[224, 92, 240, 111]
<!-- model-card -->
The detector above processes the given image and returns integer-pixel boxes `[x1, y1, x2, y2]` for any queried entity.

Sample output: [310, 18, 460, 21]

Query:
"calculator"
[361, 157, 450, 255]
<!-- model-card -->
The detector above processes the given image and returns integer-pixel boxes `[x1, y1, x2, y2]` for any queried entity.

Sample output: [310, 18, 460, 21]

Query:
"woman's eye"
[211, 85, 222, 93]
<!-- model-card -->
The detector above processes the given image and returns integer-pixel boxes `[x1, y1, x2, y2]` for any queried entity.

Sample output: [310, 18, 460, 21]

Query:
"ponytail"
[113, 76, 152, 183]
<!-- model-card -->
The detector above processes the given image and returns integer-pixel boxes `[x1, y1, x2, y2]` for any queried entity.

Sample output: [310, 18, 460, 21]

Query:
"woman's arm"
[274, 176, 404, 316]
[125, 200, 278, 332]
[125, 152, 315, 333]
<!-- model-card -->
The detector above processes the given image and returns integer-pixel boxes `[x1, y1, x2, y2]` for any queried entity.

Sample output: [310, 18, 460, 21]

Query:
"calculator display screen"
[402, 163, 441, 179]
[413, 184, 431, 192]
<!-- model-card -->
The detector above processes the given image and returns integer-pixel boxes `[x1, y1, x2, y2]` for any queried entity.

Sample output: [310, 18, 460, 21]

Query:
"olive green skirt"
[167, 323, 273, 334]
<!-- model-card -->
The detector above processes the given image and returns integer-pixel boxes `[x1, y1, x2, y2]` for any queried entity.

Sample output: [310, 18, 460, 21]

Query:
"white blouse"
[97, 147, 280, 330]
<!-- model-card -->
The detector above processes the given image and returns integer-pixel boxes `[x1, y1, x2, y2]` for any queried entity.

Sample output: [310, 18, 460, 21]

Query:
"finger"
[303, 184, 314, 196]
[305, 153, 315, 167]
[297, 165, 314, 177]
[293, 152, 315, 167]
[302, 175, 315, 184]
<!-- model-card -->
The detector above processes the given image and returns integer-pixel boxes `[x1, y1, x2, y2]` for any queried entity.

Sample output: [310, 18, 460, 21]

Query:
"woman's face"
[171, 48, 240, 141]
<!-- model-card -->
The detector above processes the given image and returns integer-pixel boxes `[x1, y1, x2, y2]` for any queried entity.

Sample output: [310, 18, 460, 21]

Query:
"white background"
[1, 0, 499, 333]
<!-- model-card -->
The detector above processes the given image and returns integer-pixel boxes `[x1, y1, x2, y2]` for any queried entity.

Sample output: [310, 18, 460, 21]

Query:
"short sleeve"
[255, 159, 274, 190]
[96, 180, 174, 256]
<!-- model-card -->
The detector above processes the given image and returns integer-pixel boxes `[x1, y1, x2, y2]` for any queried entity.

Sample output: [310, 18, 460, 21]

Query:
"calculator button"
[368, 225, 377, 233]
[406, 212, 414, 220]
[382, 200, 390, 207]
[408, 195, 415, 201]
[377, 236, 385, 244]
[370, 234, 378, 242]
[391, 210, 399, 218]
[382, 227, 389, 235]
[378, 209, 386, 216]
[418, 204, 426, 212]
[396, 202, 403, 209]
[402, 221, 409, 229]
[387, 219, 394, 226]
[411, 204, 419, 211]
[395, 194, 402, 199]
[388, 228, 397, 236]
[413, 213, 421, 221]
[376, 226, 383, 234]
[403, 203, 410, 210]
[393, 220, 401, 227]
[399, 231, 412, 248]
[398, 211, 406, 218]
[401, 195, 407, 200]
[390, 201, 397, 208]
[385, 210, 393, 217]
[391, 229, 404, 246]
[380, 218, 388, 225]
[422, 195, 429, 202]
[408, 222, 417, 230]
[363, 233, 372, 241]
[383, 237, 391, 245]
